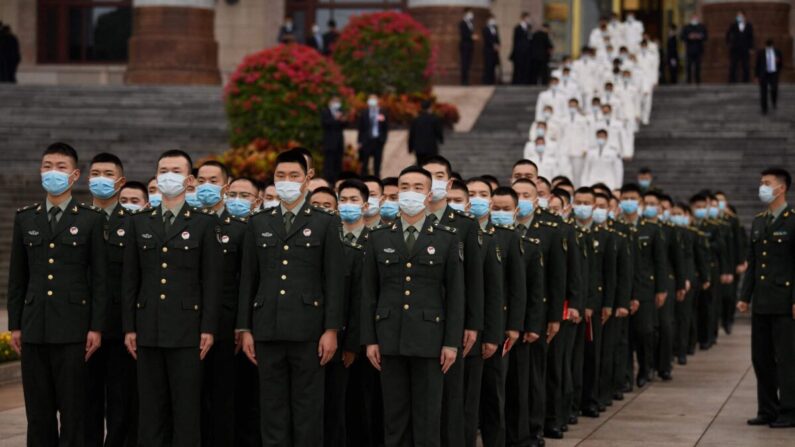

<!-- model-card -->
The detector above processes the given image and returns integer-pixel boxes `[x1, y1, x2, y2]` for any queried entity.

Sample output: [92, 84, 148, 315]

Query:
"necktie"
[766, 212, 774, 230]
[517, 223, 526, 237]
[345, 233, 355, 243]
[49, 207, 61, 233]
[370, 109, 379, 138]
[163, 210, 174, 234]
[284, 211, 294, 233]
[428, 213, 438, 225]
[405, 227, 417, 252]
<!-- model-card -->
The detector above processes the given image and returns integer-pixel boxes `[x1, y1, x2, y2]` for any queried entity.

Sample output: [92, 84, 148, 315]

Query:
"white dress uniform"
[624, 18, 645, 51]
[580, 142, 624, 190]
[529, 120, 562, 143]
[557, 110, 591, 184]
[636, 49, 659, 125]
[535, 88, 568, 121]
[523, 141, 573, 181]
[615, 77, 641, 132]
[592, 116, 633, 161]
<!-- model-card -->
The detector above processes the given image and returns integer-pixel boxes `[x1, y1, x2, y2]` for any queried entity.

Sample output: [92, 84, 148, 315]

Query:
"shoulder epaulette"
[343, 239, 363, 250]
[451, 208, 475, 220]
[523, 236, 541, 245]
[493, 223, 515, 231]
[433, 223, 457, 234]
[370, 223, 390, 232]
[16, 203, 39, 213]
[311, 205, 336, 215]
[540, 220, 559, 228]
[199, 207, 213, 215]
[78, 202, 104, 214]
[223, 215, 247, 224]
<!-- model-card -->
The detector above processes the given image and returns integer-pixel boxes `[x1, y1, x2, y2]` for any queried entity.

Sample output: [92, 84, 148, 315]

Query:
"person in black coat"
[482, 15, 500, 84]
[357, 95, 389, 177]
[278, 16, 296, 44]
[666, 24, 679, 84]
[0, 23, 21, 83]
[510, 13, 532, 84]
[726, 10, 754, 83]
[681, 14, 708, 84]
[306, 24, 325, 54]
[459, 9, 476, 85]
[321, 97, 347, 182]
[530, 23, 553, 85]
[408, 100, 444, 165]
[755, 40, 783, 115]
[323, 20, 339, 56]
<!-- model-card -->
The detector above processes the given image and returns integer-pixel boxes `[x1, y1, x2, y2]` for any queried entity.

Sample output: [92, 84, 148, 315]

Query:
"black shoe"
[613, 391, 624, 401]
[568, 415, 578, 425]
[621, 382, 633, 393]
[544, 427, 564, 439]
[747, 417, 773, 426]
[561, 424, 569, 432]
[598, 404, 607, 412]
[536, 434, 546, 446]
[581, 406, 600, 418]
[687, 347, 696, 355]
[699, 342, 710, 351]
[636, 375, 648, 388]
[677, 355, 687, 365]
[723, 323, 733, 335]
[659, 371, 673, 381]
[769, 419, 795, 428]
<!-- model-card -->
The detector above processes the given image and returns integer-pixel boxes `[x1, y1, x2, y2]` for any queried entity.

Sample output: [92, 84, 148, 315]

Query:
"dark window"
[286, 0, 407, 44]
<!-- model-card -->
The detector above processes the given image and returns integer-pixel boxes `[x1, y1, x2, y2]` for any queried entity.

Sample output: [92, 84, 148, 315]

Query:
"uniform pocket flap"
[171, 239, 199, 251]
[375, 308, 390, 321]
[69, 291, 88, 305]
[23, 235, 42, 246]
[417, 255, 442, 266]
[61, 235, 88, 246]
[376, 253, 400, 264]
[302, 293, 323, 307]
[423, 310, 444, 322]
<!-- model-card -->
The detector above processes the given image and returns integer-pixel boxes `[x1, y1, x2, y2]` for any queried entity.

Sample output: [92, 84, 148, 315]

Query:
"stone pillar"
[408, 0, 491, 85]
[126, 0, 220, 85]
[701, 0, 794, 82]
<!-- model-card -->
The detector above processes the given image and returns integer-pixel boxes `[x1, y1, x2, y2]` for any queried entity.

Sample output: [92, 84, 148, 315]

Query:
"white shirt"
[767, 48, 777, 73]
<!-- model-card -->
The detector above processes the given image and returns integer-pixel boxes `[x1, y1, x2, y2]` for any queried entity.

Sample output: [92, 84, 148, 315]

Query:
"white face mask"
[398, 191, 427, 217]
[263, 200, 280, 209]
[431, 179, 448, 201]
[537, 197, 549, 209]
[121, 203, 142, 212]
[367, 98, 378, 108]
[365, 196, 381, 217]
[275, 181, 303, 203]
[157, 172, 187, 198]
[597, 138, 607, 146]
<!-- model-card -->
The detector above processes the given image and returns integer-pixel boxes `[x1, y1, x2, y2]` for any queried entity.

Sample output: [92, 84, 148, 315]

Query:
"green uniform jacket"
[591, 225, 618, 311]
[699, 219, 730, 276]
[740, 207, 795, 315]
[104, 203, 133, 339]
[491, 224, 528, 337]
[8, 199, 107, 344]
[623, 218, 666, 300]
[479, 227, 504, 348]
[215, 211, 248, 342]
[520, 234, 546, 335]
[122, 204, 222, 347]
[608, 220, 633, 311]
[575, 225, 594, 313]
[524, 210, 566, 324]
[661, 222, 687, 290]
[236, 203, 345, 341]
[361, 220, 465, 358]
[562, 219, 584, 312]
[338, 240, 363, 359]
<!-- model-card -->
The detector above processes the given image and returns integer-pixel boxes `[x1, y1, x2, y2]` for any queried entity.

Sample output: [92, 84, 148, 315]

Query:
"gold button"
[47, 274, 53, 280]
[787, 281, 791, 287]
[650, 275, 654, 280]
[313, 301, 319, 307]
[81, 300, 86, 305]
[283, 245, 289, 251]
[405, 276, 411, 282]
[306, 243, 311, 247]
[49, 243, 55, 248]
[160, 294, 166, 300]
[262, 244, 267, 248]
[194, 305, 198, 310]
[280, 290, 286, 295]
[598, 286, 603, 292]
[403, 304, 410, 310]
[404, 290, 411, 296]
[282, 260, 288, 265]
[162, 247, 168, 253]
[764, 240, 768, 244]
[375, 315, 380, 321]
[762, 264, 766, 268]
[161, 263, 167, 269]
[429, 260, 434, 265]
[778, 239, 783, 243]
[73, 242, 77, 246]
[761, 275, 766, 280]
[47, 290, 53, 296]
[281, 274, 287, 280]
[435, 316, 440, 322]
[385, 260, 390, 264]
[48, 258, 54, 264]
[136, 303, 141, 308]
[223, 249, 227, 254]
[763, 251, 767, 256]
[161, 278, 167, 284]
[406, 262, 412, 268]
[503, 305, 508, 311]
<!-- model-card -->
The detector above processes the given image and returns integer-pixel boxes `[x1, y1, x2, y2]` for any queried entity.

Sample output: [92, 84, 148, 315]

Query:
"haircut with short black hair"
[620, 183, 642, 195]
[231, 176, 259, 191]
[493, 186, 518, 205]
[420, 155, 453, 177]
[552, 188, 571, 204]
[761, 167, 792, 191]
[638, 167, 652, 175]
[450, 171, 463, 181]
[382, 176, 398, 188]
[511, 178, 536, 188]
[398, 166, 433, 185]
[689, 193, 707, 205]
[44, 142, 79, 166]
[574, 186, 594, 197]
[450, 179, 469, 195]
[361, 175, 384, 195]
[120, 181, 148, 200]
[199, 160, 231, 182]
[536, 176, 551, 188]
[594, 192, 610, 202]
[467, 177, 493, 195]
[90, 152, 124, 174]
[591, 182, 611, 195]
[308, 186, 337, 204]
[513, 159, 538, 171]
[480, 174, 500, 188]
[275, 149, 308, 174]
[338, 179, 369, 201]
[292, 146, 314, 169]
[158, 149, 193, 171]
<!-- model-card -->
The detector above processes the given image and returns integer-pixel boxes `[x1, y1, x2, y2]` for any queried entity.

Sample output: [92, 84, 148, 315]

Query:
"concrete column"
[126, 0, 220, 85]
[700, 0, 793, 82]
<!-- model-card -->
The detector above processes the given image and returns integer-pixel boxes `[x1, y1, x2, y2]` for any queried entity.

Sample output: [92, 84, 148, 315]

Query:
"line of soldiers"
[7, 143, 795, 447]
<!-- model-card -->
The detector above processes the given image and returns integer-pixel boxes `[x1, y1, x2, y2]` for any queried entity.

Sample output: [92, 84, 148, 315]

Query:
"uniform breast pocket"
[22, 235, 42, 252]
[60, 235, 89, 263]
[417, 254, 443, 269]
[106, 234, 126, 263]
[170, 239, 200, 268]
[377, 252, 400, 269]
[293, 236, 322, 264]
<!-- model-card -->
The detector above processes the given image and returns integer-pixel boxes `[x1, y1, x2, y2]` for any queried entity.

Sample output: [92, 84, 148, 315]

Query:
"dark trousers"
[527, 337, 547, 439]
[201, 339, 236, 447]
[22, 342, 87, 447]
[86, 338, 137, 447]
[598, 314, 621, 404]
[760, 73, 779, 113]
[655, 285, 675, 374]
[581, 316, 603, 411]
[688, 285, 700, 353]
[505, 342, 532, 446]
[751, 313, 795, 422]
[359, 141, 385, 178]
[463, 354, 484, 447]
[568, 321, 586, 415]
[137, 346, 201, 447]
[630, 299, 654, 379]
[235, 351, 261, 447]
[323, 148, 344, 183]
[674, 286, 696, 359]
[481, 344, 510, 447]
[255, 341, 324, 447]
[720, 281, 737, 331]
[483, 53, 498, 84]
[546, 321, 575, 429]
[729, 51, 751, 83]
[686, 53, 702, 84]
[614, 317, 631, 390]
[460, 45, 473, 85]
[381, 355, 444, 447]
[668, 59, 679, 84]
[324, 361, 350, 447]
[441, 351, 465, 447]
[346, 356, 384, 447]
[530, 59, 550, 85]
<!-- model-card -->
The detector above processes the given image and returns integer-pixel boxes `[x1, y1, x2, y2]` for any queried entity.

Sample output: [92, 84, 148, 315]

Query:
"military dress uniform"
[696, 218, 729, 348]
[236, 199, 345, 447]
[8, 198, 107, 447]
[568, 223, 594, 420]
[674, 224, 709, 362]
[361, 217, 465, 447]
[655, 221, 685, 377]
[740, 205, 795, 425]
[122, 203, 222, 447]
[86, 202, 137, 447]
[713, 218, 735, 339]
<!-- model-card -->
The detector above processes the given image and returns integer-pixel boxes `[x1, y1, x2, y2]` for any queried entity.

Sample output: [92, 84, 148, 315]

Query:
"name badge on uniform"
[69, 226, 79, 235]
[303, 228, 312, 237]
[117, 228, 125, 237]
[221, 235, 230, 244]
[142, 233, 153, 239]
[383, 248, 395, 254]
[27, 230, 39, 236]
[262, 232, 272, 237]
[181, 231, 190, 240]
[427, 246, 436, 255]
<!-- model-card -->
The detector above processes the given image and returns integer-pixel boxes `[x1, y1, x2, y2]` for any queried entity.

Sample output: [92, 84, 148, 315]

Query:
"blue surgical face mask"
[592, 208, 608, 224]
[148, 193, 162, 208]
[643, 205, 658, 219]
[608, 210, 616, 221]
[339, 203, 363, 223]
[759, 185, 777, 204]
[185, 193, 202, 208]
[491, 211, 515, 226]
[380, 200, 399, 219]
[41, 170, 73, 196]
[718, 200, 726, 210]
[365, 196, 381, 217]
[536, 128, 546, 137]
[573, 204, 593, 220]
[89, 176, 118, 199]
[693, 207, 707, 220]
[535, 144, 546, 154]
[398, 191, 427, 217]
[707, 207, 720, 219]
[196, 183, 223, 207]
[448, 202, 467, 212]
[517, 200, 534, 217]
[638, 179, 651, 190]
[226, 198, 251, 217]
[121, 203, 141, 212]
[661, 209, 671, 222]
[469, 197, 490, 218]
[620, 199, 639, 215]
[537, 197, 549, 209]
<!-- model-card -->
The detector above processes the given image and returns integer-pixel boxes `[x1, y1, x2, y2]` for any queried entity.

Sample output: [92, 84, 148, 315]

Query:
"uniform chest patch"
[262, 232, 273, 237]
[181, 231, 190, 240]
[303, 228, 312, 237]
[221, 235, 230, 244]
[27, 230, 39, 236]
[117, 228, 125, 237]
[427, 246, 435, 255]
[142, 233, 153, 239]
[383, 248, 395, 254]
[69, 226, 79, 235]
[773, 231, 788, 236]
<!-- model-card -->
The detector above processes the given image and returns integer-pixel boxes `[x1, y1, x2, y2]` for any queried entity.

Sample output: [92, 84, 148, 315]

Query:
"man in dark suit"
[726, 10, 754, 83]
[323, 20, 339, 56]
[459, 8, 476, 85]
[357, 95, 388, 177]
[85, 152, 138, 447]
[530, 23, 553, 85]
[321, 96, 347, 182]
[482, 15, 500, 84]
[409, 100, 444, 166]
[305, 23, 325, 53]
[681, 14, 708, 84]
[739, 167, 795, 429]
[123, 149, 222, 447]
[510, 13, 532, 85]
[8, 142, 107, 447]
[278, 16, 296, 43]
[756, 39, 782, 115]
[237, 149, 345, 447]
[666, 24, 679, 84]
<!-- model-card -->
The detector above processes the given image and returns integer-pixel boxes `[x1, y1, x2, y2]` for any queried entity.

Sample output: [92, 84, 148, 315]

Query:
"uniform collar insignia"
[150, 209, 158, 217]
[384, 248, 395, 253]
[391, 224, 399, 231]
[118, 208, 125, 216]
[263, 232, 273, 237]
[184, 210, 191, 218]
[448, 212, 455, 220]
[71, 206, 79, 214]
[224, 217, 231, 224]
[271, 209, 278, 215]
[428, 226, 434, 233]
[305, 207, 312, 215]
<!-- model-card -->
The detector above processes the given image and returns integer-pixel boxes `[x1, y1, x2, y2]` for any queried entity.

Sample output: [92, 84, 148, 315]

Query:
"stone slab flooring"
[0, 316, 793, 445]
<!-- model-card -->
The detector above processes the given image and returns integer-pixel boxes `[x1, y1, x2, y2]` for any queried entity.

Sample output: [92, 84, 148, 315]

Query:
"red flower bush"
[332, 12, 435, 95]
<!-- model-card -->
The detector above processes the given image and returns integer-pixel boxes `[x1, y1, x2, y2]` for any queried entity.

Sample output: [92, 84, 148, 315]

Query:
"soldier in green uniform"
[85, 152, 138, 447]
[738, 167, 795, 428]
[119, 181, 150, 212]
[237, 149, 345, 447]
[706, 193, 735, 341]
[420, 156, 484, 447]
[8, 142, 107, 447]
[361, 165, 464, 447]
[380, 176, 400, 225]
[618, 183, 666, 389]
[122, 149, 222, 447]
[716, 191, 747, 334]
[363, 175, 386, 229]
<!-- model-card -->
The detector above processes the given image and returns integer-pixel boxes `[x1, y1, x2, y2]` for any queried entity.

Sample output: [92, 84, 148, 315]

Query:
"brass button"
[161, 263, 167, 269]
[280, 290, 286, 295]
[194, 305, 198, 310]
[161, 278, 167, 284]
[375, 314, 380, 321]
[48, 258, 54, 264]
[598, 286, 603, 292]
[650, 275, 654, 280]
[405, 276, 411, 282]
[406, 262, 412, 268]
[282, 260, 288, 265]
[763, 240, 768, 244]
[283, 245, 289, 251]
[281, 274, 287, 280]
[47, 290, 53, 296]
[503, 305, 508, 311]
[435, 316, 440, 322]
[162, 247, 168, 253]
[761, 264, 766, 268]
[404, 290, 411, 296]
[223, 249, 227, 254]
[136, 303, 141, 308]
[763, 251, 767, 256]
[49, 243, 55, 248]
[313, 301, 319, 307]
[262, 244, 267, 248]
[403, 304, 410, 310]
[81, 300, 86, 305]
[787, 281, 791, 287]
[760, 275, 766, 280]
[160, 294, 166, 300]
[47, 274, 53, 280]
[385, 260, 390, 264]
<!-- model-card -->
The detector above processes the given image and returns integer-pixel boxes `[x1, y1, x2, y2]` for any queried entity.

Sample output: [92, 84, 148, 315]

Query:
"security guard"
[122, 150, 222, 447]
[85, 152, 137, 447]
[8, 142, 107, 447]
[739, 167, 795, 428]
[237, 149, 345, 447]
[361, 165, 465, 447]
